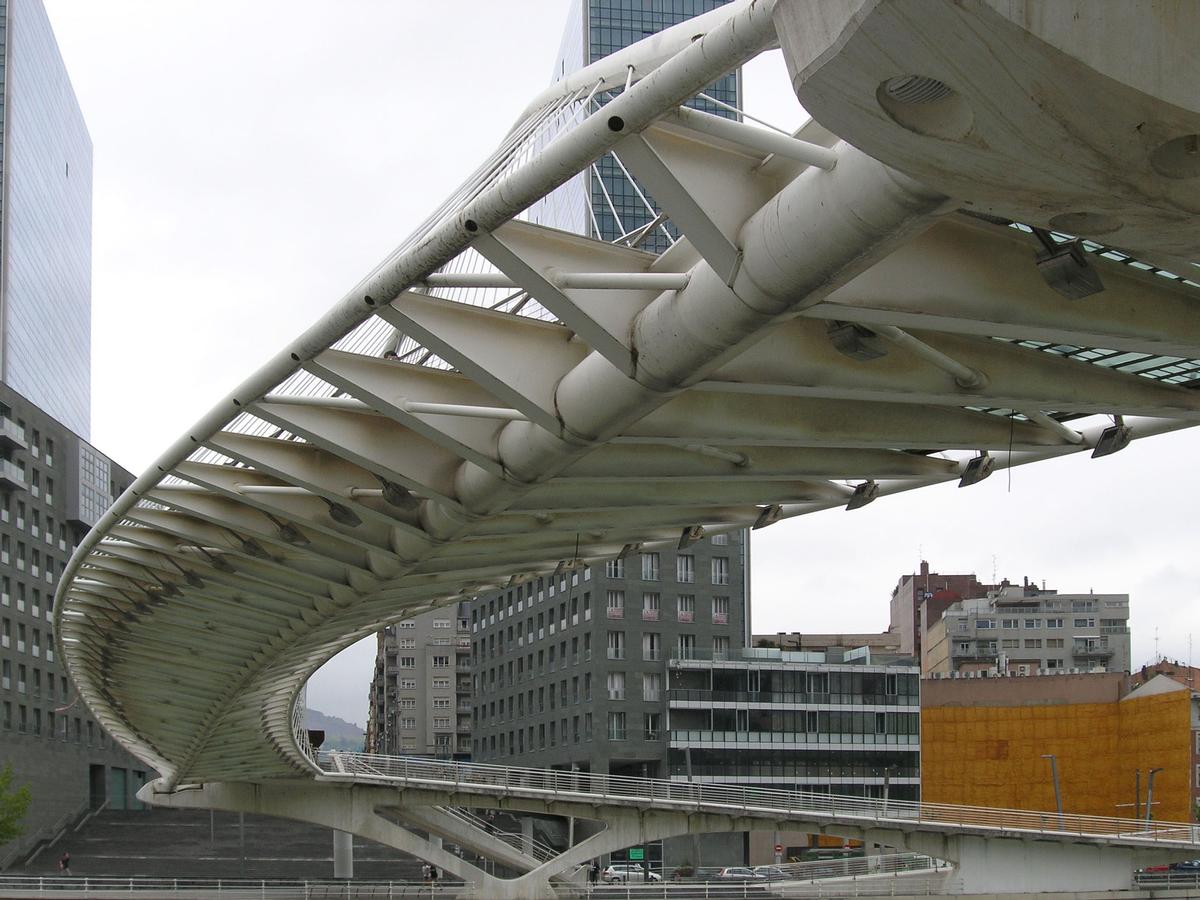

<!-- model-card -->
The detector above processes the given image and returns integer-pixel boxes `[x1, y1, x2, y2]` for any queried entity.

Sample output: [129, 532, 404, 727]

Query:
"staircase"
[21, 808, 425, 881]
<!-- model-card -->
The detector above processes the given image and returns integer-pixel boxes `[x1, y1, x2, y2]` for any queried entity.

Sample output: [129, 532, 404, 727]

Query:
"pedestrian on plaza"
[429, 864, 439, 884]
[589, 861, 600, 885]
[57, 850, 71, 876]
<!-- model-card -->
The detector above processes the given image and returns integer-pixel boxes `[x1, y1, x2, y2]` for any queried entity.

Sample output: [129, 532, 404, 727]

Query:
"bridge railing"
[317, 751, 1200, 846]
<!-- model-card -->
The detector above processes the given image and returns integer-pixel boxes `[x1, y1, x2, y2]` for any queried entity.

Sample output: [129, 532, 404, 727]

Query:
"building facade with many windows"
[365, 603, 472, 759]
[668, 647, 920, 865]
[469, 530, 749, 777]
[1, 0, 93, 438]
[923, 583, 1131, 676]
[0, 384, 147, 857]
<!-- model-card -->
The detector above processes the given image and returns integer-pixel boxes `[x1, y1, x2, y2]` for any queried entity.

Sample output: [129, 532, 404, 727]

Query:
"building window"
[1001, 639, 1019, 649]
[432, 656, 449, 668]
[400, 718, 416, 729]
[644, 712, 661, 740]
[608, 711, 626, 741]
[1046, 638, 1064, 648]
[607, 631, 625, 660]
[1046, 618, 1063, 628]
[712, 595, 729, 625]
[606, 590, 624, 619]
[399, 678, 416, 689]
[711, 533, 729, 546]
[399, 638, 416, 649]
[605, 558, 624, 579]
[642, 632, 661, 661]
[641, 592, 660, 621]
[1001, 619, 1018, 629]
[400, 698, 416, 709]
[640, 553, 660, 581]
[607, 671, 625, 700]
[676, 555, 694, 583]
[643, 672, 661, 702]
[433, 619, 451, 628]
[1073, 618, 1095, 628]
[433, 717, 451, 729]
[712, 636, 729, 660]
[711, 557, 729, 585]
[400, 657, 416, 669]
[1024, 639, 1042, 649]
[977, 619, 994, 629]
[677, 634, 696, 660]
[677, 595, 695, 623]
[433, 698, 451, 709]
[1024, 618, 1038, 628]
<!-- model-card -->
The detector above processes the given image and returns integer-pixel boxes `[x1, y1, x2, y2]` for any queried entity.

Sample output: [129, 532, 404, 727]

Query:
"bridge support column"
[332, 829, 353, 879]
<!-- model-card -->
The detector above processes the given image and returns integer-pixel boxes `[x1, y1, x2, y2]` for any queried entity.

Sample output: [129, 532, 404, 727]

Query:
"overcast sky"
[46, 2, 1200, 729]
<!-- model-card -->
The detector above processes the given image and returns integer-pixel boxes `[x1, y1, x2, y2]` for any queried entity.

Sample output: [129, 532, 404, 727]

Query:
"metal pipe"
[403, 401, 526, 421]
[682, 443, 749, 467]
[872, 324, 987, 389]
[668, 106, 838, 170]
[554, 271, 689, 290]
[422, 271, 690, 291]
[1023, 409, 1085, 444]
[260, 394, 372, 411]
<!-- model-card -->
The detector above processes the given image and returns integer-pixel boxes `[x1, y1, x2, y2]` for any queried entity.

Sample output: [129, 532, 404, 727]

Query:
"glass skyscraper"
[530, 0, 740, 254]
[1, 0, 92, 439]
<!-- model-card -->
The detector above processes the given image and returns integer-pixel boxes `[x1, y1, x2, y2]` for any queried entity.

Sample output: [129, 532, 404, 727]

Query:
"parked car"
[1170, 859, 1200, 872]
[752, 865, 789, 880]
[716, 866, 765, 880]
[602, 864, 661, 883]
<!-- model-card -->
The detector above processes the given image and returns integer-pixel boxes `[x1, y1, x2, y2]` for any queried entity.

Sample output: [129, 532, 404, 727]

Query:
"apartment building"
[365, 603, 472, 759]
[923, 582, 1131, 675]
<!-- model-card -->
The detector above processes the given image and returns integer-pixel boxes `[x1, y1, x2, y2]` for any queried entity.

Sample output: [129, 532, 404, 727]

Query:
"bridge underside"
[57, 1, 1200, 888]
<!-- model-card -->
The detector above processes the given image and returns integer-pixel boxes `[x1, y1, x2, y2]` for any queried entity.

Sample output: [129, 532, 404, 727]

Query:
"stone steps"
[24, 809, 425, 880]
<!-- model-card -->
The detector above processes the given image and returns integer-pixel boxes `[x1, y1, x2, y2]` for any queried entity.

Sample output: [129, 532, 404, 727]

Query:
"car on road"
[602, 864, 661, 883]
[716, 866, 765, 880]
[752, 865, 789, 880]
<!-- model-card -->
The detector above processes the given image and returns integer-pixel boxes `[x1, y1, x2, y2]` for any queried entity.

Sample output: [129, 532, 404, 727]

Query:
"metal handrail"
[317, 751, 1200, 849]
[440, 807, 559, 863]
[0, 873, 958, 898]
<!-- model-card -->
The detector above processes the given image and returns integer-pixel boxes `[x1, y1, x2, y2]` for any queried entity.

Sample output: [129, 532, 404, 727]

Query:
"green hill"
[305, 708, 365, 751]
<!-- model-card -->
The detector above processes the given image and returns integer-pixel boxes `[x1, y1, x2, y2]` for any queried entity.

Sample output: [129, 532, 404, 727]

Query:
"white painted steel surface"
[54, 0, 1200, 803]
[318, 752, 1200, 852]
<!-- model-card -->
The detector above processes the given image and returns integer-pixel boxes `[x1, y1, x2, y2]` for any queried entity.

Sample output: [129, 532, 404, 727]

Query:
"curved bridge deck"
[319, 751, 1200, 852]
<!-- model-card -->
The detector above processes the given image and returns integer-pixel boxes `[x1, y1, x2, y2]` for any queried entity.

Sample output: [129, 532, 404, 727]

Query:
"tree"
[0, 764, 31, 844]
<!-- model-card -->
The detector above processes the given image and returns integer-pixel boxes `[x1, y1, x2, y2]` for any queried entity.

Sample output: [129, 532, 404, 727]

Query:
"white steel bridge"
[55, 1, 1200, 897]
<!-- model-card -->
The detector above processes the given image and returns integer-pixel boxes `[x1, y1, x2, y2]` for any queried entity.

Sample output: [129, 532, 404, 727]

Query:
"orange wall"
[922, 689, 1191, 821]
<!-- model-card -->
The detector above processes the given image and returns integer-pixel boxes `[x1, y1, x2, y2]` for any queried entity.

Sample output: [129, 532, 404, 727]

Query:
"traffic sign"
[628, 848, 645, 861]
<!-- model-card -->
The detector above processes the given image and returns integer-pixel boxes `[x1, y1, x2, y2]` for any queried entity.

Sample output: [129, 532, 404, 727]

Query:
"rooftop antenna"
[991, 555, 997, 584]
[1154, 626, 1160, 663]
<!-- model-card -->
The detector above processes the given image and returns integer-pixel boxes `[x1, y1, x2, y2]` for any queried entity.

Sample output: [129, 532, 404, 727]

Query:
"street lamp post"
[1145, 767, 1164, 827]
[1041, 754, 1063, 823]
